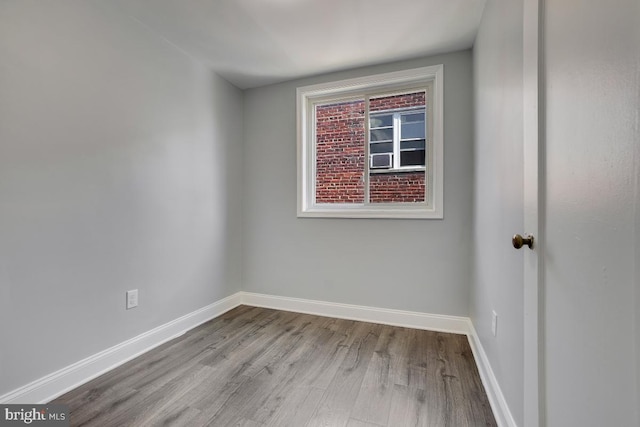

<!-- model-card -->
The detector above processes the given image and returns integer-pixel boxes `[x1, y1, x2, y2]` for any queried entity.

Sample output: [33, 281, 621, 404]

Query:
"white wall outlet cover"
[126, 290, 139, 310]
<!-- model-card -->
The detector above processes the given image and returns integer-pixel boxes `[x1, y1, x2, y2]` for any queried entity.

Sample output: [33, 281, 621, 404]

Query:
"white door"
[540, 0, 639, 426]
[521, 1, 542, 426]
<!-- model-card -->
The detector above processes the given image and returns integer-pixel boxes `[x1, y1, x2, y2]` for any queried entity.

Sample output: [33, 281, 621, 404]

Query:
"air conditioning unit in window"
[370, 153, 393, 169]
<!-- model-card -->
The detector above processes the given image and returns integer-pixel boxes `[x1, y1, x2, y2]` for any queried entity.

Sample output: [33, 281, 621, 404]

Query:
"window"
[369, 109, 426, 169]
[297, 65, 443, 219]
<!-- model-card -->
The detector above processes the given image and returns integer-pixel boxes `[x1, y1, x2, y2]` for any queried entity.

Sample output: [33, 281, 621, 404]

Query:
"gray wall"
[0, 0, 243, 396]
[544, 0, 639, 425]
[471, 0, 524, 424]
[242, 51, 473, 316]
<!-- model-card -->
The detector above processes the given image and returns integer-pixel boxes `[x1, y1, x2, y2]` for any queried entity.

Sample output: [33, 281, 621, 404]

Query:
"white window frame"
[296, 65, 444, 219]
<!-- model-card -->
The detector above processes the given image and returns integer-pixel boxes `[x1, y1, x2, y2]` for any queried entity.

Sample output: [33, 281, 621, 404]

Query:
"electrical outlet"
[491, 310, 498, 337]
[126, 289, 138, 310]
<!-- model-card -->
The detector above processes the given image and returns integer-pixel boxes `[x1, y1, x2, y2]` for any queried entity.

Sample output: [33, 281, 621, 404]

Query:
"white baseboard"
[239, 292, 470, 335]
[0, 292, 242, 404]
[0, 290, 515, 427]
[466, 321, 518, 427]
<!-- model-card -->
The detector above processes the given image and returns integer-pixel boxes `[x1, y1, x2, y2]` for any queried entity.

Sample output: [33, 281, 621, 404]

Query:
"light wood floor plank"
[264, 387, 325, 427]
[346, 418, 384, 427]
[349, 326, 397, 425]
[306, 322, 383, 427]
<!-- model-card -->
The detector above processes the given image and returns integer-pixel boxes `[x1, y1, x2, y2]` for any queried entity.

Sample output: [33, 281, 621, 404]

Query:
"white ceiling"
[104, 0, 486, 89]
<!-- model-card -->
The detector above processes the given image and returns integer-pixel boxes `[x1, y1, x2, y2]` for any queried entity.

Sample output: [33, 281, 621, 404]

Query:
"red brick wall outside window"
[315, 91, 426, 204]
[315, 100, 365, 203]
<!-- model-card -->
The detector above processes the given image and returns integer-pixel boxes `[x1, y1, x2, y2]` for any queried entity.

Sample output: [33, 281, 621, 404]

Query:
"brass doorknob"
[512, 234, 534, 249]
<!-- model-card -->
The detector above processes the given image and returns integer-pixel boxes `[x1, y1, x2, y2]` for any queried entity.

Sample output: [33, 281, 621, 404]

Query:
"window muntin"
[297, 65, 443, 219]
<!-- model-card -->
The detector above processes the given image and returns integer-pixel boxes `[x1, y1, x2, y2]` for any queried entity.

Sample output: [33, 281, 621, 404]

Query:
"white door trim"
[523, 0, 545, 425]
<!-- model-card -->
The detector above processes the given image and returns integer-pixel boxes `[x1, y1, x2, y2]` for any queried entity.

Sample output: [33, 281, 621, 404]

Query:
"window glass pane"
[401, 112, 425, 123]
[370, 128, 393, 142]
[400, 139, 426, 150]
[401, 122, 425, 140]
[370, 114, 393, 128]
[369, 91, 426, 112]
[368, 91, 426, 204]
[315, 99, 365, 203]
[369, 169, 425, 203]
[370, 142, 393, 153]
[400, 149, 426, 167]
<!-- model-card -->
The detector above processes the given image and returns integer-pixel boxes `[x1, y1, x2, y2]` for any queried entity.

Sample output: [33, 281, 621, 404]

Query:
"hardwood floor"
[53, 306, 496, 426]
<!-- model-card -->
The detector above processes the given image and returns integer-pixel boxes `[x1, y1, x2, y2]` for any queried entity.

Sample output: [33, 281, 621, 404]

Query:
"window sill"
[298, 203, 442, 219]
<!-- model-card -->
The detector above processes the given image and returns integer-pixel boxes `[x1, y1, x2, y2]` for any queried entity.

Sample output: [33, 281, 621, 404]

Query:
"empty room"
[1, 1, 639, 426]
